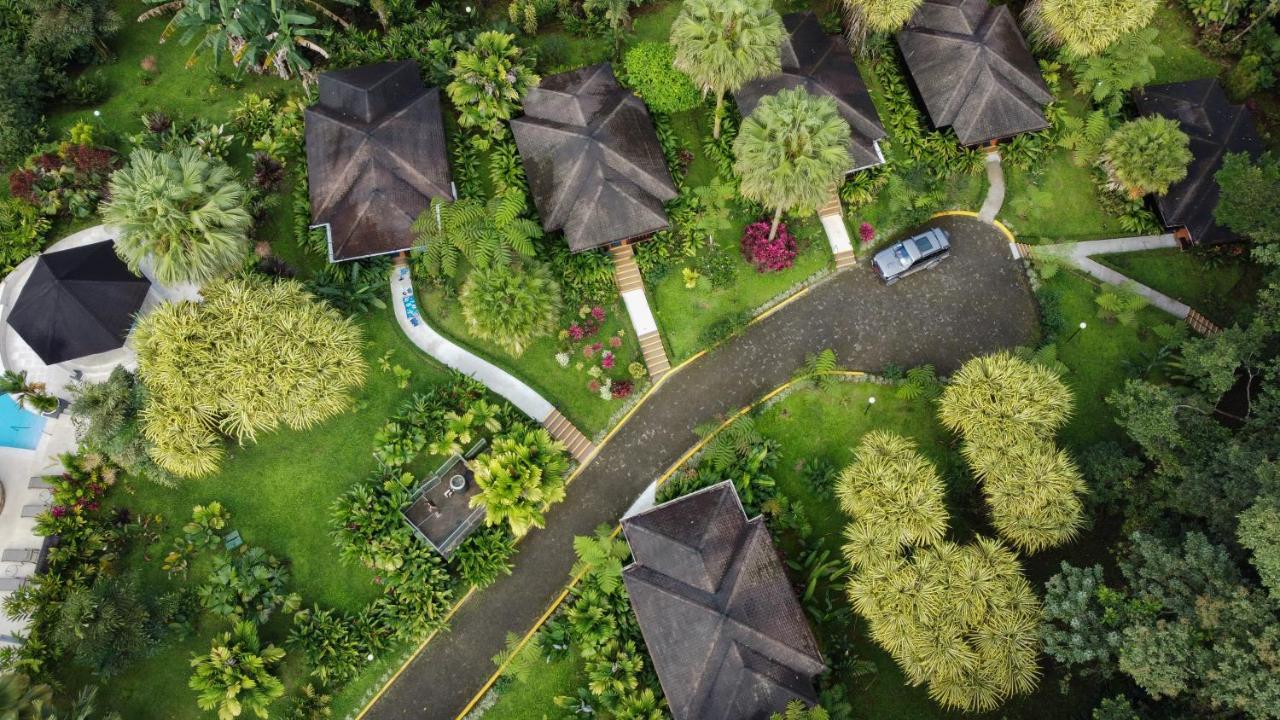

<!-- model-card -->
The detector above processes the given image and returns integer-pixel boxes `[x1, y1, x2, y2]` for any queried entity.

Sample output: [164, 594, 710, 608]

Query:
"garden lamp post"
[864, 395, 876, 415]
[1066, 321, 1087, 343]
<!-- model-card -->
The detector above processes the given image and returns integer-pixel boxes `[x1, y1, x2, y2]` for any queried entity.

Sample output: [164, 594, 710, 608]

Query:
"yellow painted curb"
[929, 209, 1018, 244]
[451, 370, 866, 720]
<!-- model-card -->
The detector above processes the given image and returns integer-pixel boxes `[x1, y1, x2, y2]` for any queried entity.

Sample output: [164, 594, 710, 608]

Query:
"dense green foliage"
[188, 620, 285, 720]
[470, 424, 569, 537]
[1025, 0, 1160, 56]
[1215, 152, 1280, 246]
[411, 191, 540, 279]
[102, 148, 251, 285]
[1099, 117, 1192, 199]
[622, 42, 699, 113]
[459, 263, 563, 357]
[133, 277, 367, 477]
[446, 31, 539, 149]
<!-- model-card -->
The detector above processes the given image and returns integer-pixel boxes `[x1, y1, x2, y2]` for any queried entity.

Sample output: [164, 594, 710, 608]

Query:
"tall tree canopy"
[445, 31, 539, 149]
[133, 276, 366, 478]
[1024, 0, 1160, 56]
[1215, 151, 1280, 247]
[1100, 117, 1193, 199]
[733, 88, 852, 241]
[101, 147, 251, 285]
[669, 0, 784, 138]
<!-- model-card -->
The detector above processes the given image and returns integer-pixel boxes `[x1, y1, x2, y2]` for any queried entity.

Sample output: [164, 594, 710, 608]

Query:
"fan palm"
[669, 0, 785, 139]
[841, 0, 923, 39]
[459, 262, 562, 357]
[446, 31, 540, 148]
[102, 147, 251, 286]
[965, 439, 1086, 553]
[1023, 0, 1159, 56]
[836, 431, 948, 550]
[411, 190, 541, 278]
[734, 88, 852, 241]
[1099, 117, 1193, 199]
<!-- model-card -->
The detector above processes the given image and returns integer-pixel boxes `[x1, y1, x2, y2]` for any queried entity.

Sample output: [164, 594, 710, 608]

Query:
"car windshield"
[893, 245, 912, 267]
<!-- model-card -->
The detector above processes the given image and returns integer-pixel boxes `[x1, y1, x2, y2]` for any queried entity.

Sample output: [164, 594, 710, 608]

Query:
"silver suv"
[871, 227, 951, 285]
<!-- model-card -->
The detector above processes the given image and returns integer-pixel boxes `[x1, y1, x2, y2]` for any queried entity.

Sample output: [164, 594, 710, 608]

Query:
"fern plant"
[411, 191, 540, 279]
[1095, 285, 1149, 325]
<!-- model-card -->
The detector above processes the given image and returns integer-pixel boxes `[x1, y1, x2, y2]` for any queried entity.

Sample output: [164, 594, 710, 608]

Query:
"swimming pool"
[0, 395, 46, 450]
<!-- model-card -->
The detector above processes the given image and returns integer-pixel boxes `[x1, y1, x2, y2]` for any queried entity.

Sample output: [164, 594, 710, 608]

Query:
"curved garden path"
[366, 215, 1038, 720]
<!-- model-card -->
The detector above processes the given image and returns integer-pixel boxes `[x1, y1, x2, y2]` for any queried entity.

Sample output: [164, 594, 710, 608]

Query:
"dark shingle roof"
[896, 0, 1052, 146]
[621, 482, 825, 720]
[511, 64, 678, 252]
[304, 61, 453, 262]
[1132, 78, 1265, 245]
[736, 12, 886, 172]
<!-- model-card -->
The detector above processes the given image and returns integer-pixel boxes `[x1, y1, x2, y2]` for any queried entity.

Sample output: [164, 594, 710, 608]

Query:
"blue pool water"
[0, 395, 46, 450]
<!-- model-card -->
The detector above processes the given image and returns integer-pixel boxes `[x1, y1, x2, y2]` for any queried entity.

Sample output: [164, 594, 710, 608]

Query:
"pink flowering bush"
[612, 380, 633, 399]
[740, 221, 797, 273]
[859, 222, 875, 245]
[554, 306, 644, 401]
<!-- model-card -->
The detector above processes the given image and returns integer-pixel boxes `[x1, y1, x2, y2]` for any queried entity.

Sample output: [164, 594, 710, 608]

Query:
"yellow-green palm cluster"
[839, 432, 1042, 712]
[469, 425, 568, 537]
[940, 352, 1085, 553]
[1024, 0, 1159, 57]
[133, 277, 366, 478]
[841, 0, 923, 34]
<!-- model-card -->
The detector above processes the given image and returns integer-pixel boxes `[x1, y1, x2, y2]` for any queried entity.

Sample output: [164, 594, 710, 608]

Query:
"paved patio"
[369, 214, 1037, 720]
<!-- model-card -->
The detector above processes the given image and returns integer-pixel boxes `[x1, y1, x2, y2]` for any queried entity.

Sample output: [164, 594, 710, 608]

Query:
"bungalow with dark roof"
[736, 11, 886, 173]
[896, 0, 1052, 146]
[304, 60, 454, 262]
[510, 63, 678, 253]
[621, 482, 826, 720]
[1133, 78, 1264, 246]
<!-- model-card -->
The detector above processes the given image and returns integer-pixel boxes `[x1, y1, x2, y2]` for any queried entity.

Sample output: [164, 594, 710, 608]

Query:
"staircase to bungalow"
[609, 244, 671, 381]
[543, 409, 596, 462]
[818, 190, 857, 271]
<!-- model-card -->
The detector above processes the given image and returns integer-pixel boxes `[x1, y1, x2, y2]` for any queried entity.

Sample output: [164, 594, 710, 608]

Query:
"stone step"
[1185, 309, 1221, 337]
[833, 249, 857, 270]
[542, 410, 595, 462]
[609, 244, 644, 293]
[818, 192, 842, 218]
[638, 331, 671, 380]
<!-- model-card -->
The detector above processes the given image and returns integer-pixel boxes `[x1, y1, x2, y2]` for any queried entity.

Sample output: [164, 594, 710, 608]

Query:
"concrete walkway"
[608, 244, 670, 379]
[390, 263, 595, 461]
[370, 215, 1037, 720]
[978, 151, 1005, 224]
[1034, 234, 1203, 321]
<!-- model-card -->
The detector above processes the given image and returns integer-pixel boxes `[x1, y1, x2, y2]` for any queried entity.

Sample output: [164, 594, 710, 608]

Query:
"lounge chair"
[19, 504, 46, 518]
[27, 477, 51, 490]
[1, 548, 39, 563]
[0, 577, 29, 591]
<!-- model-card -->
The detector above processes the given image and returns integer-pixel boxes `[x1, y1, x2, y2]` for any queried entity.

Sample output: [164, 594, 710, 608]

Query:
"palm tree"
[189, 620, 285, 720]
[837, 431, 949, 559]
[446, 32, 540, 149]
[0, 370, 59, 414]
[669, 0, 785, 139]
[963, 438, 1086, 553]
[584, 0, 642, 55]
[459, 263, 562, 357]
[101, 147, 251, 286]
[0, 673, 52, 720]
[469, 425, 569, 537]
[411, 190, 541, 278]
[1024, 0, 1159, 57]
[1099, 117, 1193, 199]
[841, 0, 922, 45]
[733, 87, 852, 241]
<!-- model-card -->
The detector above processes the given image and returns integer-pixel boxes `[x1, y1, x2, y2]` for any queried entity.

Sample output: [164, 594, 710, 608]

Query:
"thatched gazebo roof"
[897, 0, 1052, 146]
[511, 63, 678, 252]
[304, 61, 453, 262]
[621, 482, 825, 720]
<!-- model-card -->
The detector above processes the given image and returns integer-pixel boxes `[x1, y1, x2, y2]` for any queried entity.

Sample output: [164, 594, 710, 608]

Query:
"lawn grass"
[1149, 3, 1225, 85]
[47, 0, 294, 141]
[416, 288, 643, 436]
[482, 645, 586, 719]
[56, 306, 456, 719]
[1095, 248, 1264, 327]
[1001, 150, 1130, 243]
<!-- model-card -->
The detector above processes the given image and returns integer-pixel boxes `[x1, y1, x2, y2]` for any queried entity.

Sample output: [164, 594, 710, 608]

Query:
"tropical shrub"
[1024, 0, 1160, 56]
[0, 673, 51, 719]
[0, 370, 58, 415]
[841, 0, 922, 37]
[0, 198, 48, 275]
[670, 0, 784, 138]
[133, 276, 366, 477]
[8, 142, 117, 220]
[51, 573, 161, 676]
[459, 263, 562, 357]
[198, 546, 301, 624]
[1215, 151, 1280, 244]
[411, 190, 540, 279]
[446, 32, 539, 149]
[622, 42, 699, 113]
[328, 7, 458, 87]
[509, 0, 558, 34]
[734, 88, 851, 240]
[69, 367, 172, 486]
[837, 432, 948, 567]
[740, 220, 798, 272]
[189, 620, 286, 720]
[101, 148, 252, 285]
[451, 528, 517, 589]
[288, 606, 370, 686]
[1070, 27, 1163, 114]
[938, 352, 1074, 444]
[1099, 117, 1192, 199]
[470, 424, 569, 537]
[962, 439, 1087, 553]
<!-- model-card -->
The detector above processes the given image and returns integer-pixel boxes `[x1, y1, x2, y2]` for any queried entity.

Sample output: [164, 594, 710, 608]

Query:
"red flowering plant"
[741, 220, 797, 272]
[34, 451, 119, 541]
[859, 222, 875, 246]
[553, 304, 642, 401]
[6, 142, 118, 219]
